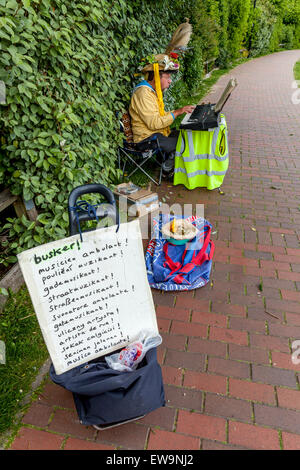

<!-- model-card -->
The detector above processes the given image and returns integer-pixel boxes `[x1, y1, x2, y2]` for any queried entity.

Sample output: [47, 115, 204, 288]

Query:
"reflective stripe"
[175, 132, 185, 155]
[175, 116, 228, 162]
[178, 152, 228, 162]
[174, 168, 227, 177]
[174, 114, 229, 190]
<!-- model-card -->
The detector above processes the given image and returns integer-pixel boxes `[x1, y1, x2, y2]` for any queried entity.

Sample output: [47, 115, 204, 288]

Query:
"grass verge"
[0, 286, 48, 444]
[294, 60, 300, 81]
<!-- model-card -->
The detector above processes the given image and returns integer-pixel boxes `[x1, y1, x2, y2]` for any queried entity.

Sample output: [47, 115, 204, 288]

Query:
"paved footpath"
[8, 50, 300, 451]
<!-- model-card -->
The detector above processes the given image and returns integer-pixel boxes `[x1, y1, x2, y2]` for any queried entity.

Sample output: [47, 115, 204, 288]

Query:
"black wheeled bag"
[49, 347, 165, 427]
[50, 184, 165, 428]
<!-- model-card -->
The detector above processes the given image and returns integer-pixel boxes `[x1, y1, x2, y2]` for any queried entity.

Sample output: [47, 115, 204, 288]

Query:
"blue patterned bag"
[145, 215, 214, 291]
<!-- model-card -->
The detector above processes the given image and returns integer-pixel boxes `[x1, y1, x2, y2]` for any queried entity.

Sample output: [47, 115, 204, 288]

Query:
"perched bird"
[165, 19, 193, 55]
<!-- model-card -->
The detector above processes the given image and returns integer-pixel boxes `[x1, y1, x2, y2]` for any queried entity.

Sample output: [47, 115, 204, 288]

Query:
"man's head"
[160, 72, 173, 91]
[147, 70, 174, 91]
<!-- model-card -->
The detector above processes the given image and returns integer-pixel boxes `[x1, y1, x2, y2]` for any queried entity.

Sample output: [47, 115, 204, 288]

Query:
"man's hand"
[173, 105, 196, 118]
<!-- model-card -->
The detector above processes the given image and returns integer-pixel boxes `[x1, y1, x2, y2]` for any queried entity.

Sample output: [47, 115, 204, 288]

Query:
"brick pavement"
[8, 50, 300, 451]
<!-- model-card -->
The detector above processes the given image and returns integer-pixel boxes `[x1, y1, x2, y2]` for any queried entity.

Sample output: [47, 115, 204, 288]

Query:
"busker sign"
[17, 220, 158, 375]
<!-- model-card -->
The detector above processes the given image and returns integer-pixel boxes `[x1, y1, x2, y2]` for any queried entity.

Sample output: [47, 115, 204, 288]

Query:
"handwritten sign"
[17, 220, 158, 375]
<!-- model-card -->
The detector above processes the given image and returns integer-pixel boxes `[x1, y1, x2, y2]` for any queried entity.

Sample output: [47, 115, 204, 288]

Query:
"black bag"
[49, 347, 165, 427]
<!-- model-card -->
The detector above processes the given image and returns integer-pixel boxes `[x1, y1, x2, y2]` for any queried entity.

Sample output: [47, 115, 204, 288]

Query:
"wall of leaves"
[0, 0, 182, 253]
[0, 0, 299, 259]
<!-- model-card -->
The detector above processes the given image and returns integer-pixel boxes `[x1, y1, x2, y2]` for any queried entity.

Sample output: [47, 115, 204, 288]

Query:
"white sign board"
[17, 220, 158, 375]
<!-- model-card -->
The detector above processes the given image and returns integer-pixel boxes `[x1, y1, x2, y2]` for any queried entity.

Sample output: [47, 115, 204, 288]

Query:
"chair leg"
[122, 160, 127, 178]
[128, 160, 160, 186]
[159, 165, 162, 185]
[120, 149, 161, 185]
[127, 153, 152, 177]
[118, 148, 126, 180]
[129, 157, 151, 178]
[119, 150, 127, 179]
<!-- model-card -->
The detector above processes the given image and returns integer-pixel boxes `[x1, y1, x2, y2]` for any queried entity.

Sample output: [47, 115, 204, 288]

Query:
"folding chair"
[117, 111, 167, 186]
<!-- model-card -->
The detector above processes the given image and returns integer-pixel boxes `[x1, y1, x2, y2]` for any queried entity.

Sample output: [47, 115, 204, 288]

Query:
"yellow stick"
[153, 63, 169, 137]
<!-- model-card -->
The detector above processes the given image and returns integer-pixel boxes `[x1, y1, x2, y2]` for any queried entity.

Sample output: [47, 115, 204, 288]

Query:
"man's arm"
[172, 105, 196, 119]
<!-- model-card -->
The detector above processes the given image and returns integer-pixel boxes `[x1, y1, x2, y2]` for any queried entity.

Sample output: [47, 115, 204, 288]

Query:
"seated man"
[129, 54, 195, 175]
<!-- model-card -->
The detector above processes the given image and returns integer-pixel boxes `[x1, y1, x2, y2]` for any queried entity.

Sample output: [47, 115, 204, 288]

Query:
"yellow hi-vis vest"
[174, 114, 229, 190]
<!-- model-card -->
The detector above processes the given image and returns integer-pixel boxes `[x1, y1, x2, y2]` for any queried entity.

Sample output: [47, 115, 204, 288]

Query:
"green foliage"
[216, 0, 230, 68]
[227, 0, 251, 58]
[184, 38, 204, 96]
[1, 0, 131, 251]
[293, 60, 300, 81]
[0, 0, 179, 257]
[181, 0, 220, 96]
[247, 0, 277, 56]
[246, 0, 300, 56]
[283, 0, 300, 47]
[0, 286, 48, 436]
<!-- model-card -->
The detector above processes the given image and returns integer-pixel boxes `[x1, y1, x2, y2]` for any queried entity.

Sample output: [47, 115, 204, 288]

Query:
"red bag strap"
[191, 225, 214, 265]
[163, 243, 187, 279]
[162, 224, 214, 283]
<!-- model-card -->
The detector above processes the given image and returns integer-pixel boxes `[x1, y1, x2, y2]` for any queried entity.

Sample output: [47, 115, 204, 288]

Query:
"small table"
[173, 114, 229, 190]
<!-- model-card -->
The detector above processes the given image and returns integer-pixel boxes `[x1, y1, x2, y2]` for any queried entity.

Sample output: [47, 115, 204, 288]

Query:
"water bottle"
[105, 331, 162, 371]
[117, 341, 143, 368]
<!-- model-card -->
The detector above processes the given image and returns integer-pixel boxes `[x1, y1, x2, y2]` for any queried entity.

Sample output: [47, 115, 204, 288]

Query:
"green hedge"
[0, 0, 181, 255]
[0, 0, 299, 263]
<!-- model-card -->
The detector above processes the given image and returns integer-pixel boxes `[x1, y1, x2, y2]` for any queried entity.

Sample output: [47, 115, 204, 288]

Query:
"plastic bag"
[105, 330, 162, 372]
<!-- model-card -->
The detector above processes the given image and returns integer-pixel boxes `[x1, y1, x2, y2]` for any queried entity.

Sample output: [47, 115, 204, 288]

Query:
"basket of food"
[161, 218, 198, 245]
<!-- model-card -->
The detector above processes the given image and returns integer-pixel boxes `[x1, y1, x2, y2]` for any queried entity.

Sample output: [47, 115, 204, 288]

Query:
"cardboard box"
[114, 183, 159, 214]
[129, 201, 160, 217]
[114, 182, 160, 240]
[114, 182, 157, 203]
